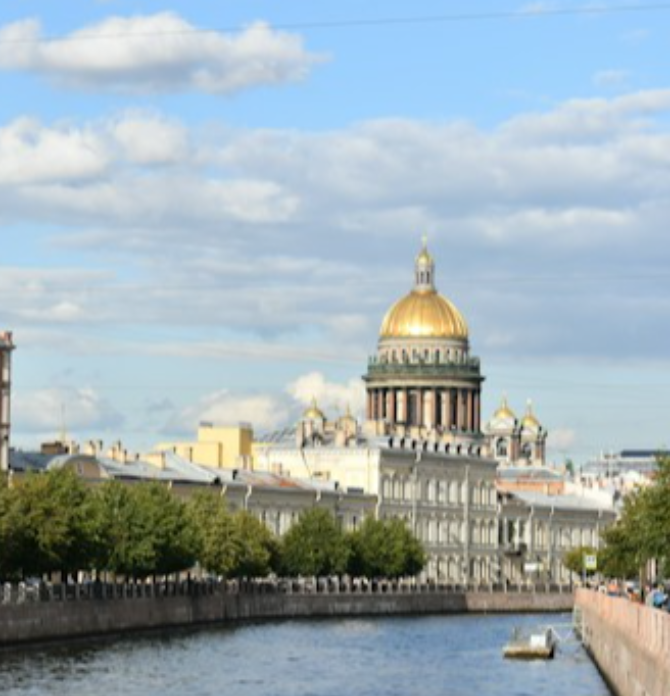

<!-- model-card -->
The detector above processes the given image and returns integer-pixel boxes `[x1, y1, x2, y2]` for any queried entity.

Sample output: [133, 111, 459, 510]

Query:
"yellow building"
[153, 421, 254, 470]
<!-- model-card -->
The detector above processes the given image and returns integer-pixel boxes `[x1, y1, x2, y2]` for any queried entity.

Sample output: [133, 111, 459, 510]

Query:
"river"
[0, 613, 611, 696]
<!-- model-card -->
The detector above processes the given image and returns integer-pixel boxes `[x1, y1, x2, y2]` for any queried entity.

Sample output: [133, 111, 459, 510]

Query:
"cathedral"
[257, 240, 613, 584]
[363, 238, 484, 450]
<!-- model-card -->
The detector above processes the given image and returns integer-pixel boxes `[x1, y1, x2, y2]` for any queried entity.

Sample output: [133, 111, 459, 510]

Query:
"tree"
[0, 475, 25, 580]
[563, 546, 598, 578]
[599, 455, 670, 580]
[187, 491, 240, 577]
[92, 481, 197, 579]
[279, 507, 349, 576]
[91, 480, 157, 579]
[349, 517, 426, 578]
[12, 468, 97, 578]
[232, 510, 276, 578]
[131, 482, 197, 578]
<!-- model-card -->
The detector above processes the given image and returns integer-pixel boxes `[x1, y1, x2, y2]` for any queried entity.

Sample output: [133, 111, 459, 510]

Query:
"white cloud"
[166, 389, 291, 436]
[13, 386, 124, 435]
[547, 428, 577, 453]
[0, 117, 108, 185]
[0, 14, 324, 94]
[287, 371, 365, 420]
[4, 90, 670, 363]
[110, 114, 189, 164]
[162, 372, 366, 440]
[593, 69, 631, 90]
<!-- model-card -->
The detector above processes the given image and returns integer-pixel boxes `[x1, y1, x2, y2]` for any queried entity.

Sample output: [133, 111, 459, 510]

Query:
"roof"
[498, 467, 564, 481]
[508, 489, 616, 513]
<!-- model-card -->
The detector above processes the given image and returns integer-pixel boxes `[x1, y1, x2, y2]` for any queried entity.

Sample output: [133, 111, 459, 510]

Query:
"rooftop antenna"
[59, 403, 68, 446]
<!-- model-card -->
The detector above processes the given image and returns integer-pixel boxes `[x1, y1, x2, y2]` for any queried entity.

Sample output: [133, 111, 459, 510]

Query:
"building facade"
[0, 331, 15, 472]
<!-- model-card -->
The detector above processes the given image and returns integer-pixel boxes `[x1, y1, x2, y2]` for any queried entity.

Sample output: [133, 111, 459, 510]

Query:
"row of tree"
[598, 456, 670, 580]
[0, 468, 425, 581]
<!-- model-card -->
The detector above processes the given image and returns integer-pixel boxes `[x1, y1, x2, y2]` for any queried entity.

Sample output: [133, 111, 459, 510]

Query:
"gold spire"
[416, 234, 433, 265]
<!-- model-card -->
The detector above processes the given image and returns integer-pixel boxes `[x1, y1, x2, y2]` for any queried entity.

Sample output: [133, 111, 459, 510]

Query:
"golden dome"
[380, 289, 468, 339]
[521, 400, 541, 429]
[493, 396, 516, 421]
[303, 398, 325, 421]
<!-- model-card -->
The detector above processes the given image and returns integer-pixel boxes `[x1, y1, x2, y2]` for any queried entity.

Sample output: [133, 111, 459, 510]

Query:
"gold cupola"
[521, 400, 541, 430]
[379, 237, 468, 339]
[493, 395, 516, 421]
[303, 397, 325, 421]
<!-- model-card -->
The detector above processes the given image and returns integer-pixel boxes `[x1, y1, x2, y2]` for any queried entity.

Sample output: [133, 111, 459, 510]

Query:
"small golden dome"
[493, 396, 516, 421]
[521, 400, 541, 430]
[303, 398, 325, 421]
[380, 290, 468, 339]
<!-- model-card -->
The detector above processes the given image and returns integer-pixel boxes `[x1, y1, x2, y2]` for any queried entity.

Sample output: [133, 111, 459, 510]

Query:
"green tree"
[0, 476, 25, 580]
[563, 546, 598, 578]
[91, 480, 157, 578]
[232, 510, 275, 578]
[349, 517, 426, 578]
[131, 482, 197, 577]
[12, 468, 97, 578]
[599, 455, 670, 579]
[279, 507, 349, 576]
[187, 491, 241, 577]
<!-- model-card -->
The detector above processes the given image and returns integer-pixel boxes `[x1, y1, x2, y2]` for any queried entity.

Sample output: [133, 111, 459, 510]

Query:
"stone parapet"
[0, 583, 574, 649]
[576, 589, 670, 696]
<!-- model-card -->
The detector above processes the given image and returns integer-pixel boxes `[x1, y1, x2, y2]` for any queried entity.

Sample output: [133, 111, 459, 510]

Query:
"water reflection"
[0, 613, 612, 696]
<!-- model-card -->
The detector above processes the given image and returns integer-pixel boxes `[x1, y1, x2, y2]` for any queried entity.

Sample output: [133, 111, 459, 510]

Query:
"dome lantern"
[414, 234, 435, 292]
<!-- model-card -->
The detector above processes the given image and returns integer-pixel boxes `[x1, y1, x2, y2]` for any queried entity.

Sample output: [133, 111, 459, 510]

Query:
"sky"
[2, 0, 670, 464]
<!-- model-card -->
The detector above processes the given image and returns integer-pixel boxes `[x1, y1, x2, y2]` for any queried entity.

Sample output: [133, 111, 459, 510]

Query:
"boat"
[503, 626, 556, 660]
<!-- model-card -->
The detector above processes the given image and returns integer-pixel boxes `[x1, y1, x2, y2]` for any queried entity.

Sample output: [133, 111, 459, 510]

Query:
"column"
[473, 391, 480, 432]
[366, 391, 373, 420]
[456, 390, 464, 430]
[466, 390, 473, 432]
[431, 389, 438, 429]
[387, 389, 396, 425]
[423, 390, 432, 429]
[439, 390, 447, 429]
[397, 389, 405, 424]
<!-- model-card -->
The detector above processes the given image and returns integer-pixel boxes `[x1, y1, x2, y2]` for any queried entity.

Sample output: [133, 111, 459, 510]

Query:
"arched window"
[496, 438, 508, 457]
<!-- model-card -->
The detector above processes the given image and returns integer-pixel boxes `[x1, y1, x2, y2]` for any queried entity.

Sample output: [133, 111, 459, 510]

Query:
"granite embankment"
[0, 581, 574, 649]
[576, 588, 670, 696]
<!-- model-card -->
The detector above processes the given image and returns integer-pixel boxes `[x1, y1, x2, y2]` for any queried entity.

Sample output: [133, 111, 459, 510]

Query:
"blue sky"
[2, 1, 670, 463]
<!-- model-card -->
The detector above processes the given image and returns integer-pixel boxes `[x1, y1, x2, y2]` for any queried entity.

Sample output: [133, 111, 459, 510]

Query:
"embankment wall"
[576, 589, 670, 696]
[0, 588, 573, 649]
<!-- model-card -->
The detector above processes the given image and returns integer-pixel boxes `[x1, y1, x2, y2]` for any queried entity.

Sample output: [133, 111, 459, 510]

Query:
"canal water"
[0, 613, 612, 696]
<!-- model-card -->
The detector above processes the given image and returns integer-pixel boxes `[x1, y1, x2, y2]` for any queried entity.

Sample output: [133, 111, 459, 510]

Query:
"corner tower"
[0, 331, 15, 472]
[363, 240, 484, 446]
